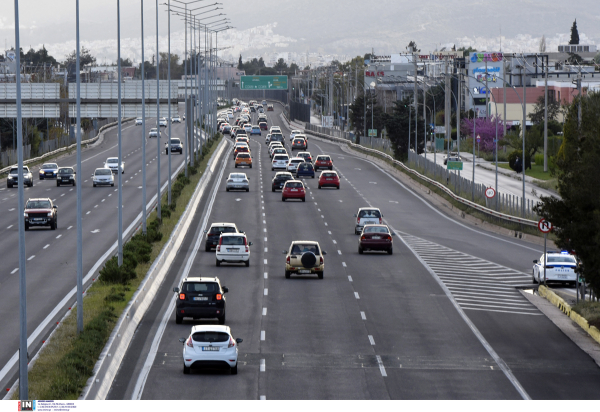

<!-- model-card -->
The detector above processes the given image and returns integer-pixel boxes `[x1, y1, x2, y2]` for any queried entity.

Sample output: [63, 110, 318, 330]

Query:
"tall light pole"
[141, 0, 147, 234]
[117, 0, 124, 264]
[14, 0, 28, 398]
[75, 0, 84, 334]
[167, 0, 172, 205]
[155, 0, 162, 221]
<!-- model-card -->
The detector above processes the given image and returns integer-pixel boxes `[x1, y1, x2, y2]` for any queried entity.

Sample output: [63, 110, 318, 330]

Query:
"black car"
[272, 172, 294, 192]
[173, 277, 228, 324]
[165, 138, 183, 155]
[56, 167, 76, 186]
[203, 222, 241, 251]
[24, 198, 58, 230]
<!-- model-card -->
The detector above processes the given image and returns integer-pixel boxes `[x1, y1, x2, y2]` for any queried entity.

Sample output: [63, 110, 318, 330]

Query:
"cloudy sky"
[2, 0, 599, 64]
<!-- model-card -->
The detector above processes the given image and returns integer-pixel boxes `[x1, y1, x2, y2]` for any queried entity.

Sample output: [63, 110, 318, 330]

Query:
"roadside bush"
[534, 153, 544, 165]
[508, 150, 531, 172]
[146, 218, 163, 242]
[172, 181, 185, 200]
[99, 256, 137, 285]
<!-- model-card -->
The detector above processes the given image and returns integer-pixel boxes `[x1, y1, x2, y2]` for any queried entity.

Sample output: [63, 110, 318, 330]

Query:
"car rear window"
[291, 159, 304, 164]
[290, 244, 320, 255]
[192, 331, 230, 343]
[237, 153, 250, 158]
[183, 282, 218, 292]
[294, 139, 305, 144]
[358, 209, 381, 218]
[209, 226, 237, 235]
[317, 156, 330, 161]
[221, 236, 245, 245]
[286, 182, 303, 188]
[364, 226, 389, 234]
[274, 155, 289, 161]
[547, 256, 577, 263]
[299, 164, 313, 170]
[322, 172, 337, 178]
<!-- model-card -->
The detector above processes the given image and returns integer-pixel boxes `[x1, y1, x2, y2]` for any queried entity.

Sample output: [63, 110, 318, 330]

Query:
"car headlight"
[47, 212, 52, 217]
[24, 213, 28, 217]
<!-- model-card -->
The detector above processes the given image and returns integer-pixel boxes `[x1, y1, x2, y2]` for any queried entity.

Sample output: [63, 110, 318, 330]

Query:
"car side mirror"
[391, 232, 396, 236]
[236, 338, 243, 344]
[322, 251, 327, 255]
[222, 286, 229, 293]
[74, 171, 76, 174]
[533, 260, 538, 264]
[53, 205, 58, 209]
[282, 250, 287, 254]
[173, 287, 180, 293]
[179, 338, 186, 343]
[353, 214, 357, 217]
[203, 230, 208, 234]
[248, 242, 253, 246]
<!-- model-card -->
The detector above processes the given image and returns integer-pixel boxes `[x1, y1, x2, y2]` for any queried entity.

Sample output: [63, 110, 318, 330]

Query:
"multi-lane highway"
[0, 111, 201, 392]
[106, 104, 600, 400]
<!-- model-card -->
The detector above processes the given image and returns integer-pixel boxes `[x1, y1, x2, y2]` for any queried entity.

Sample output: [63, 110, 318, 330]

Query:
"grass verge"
[498, 163, 553, 181]
[572, 301, 600, 329]
[12, 133, 224, 400]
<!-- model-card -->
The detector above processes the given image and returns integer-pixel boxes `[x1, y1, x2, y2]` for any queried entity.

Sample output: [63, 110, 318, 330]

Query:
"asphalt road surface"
[107, 104, 600, 400]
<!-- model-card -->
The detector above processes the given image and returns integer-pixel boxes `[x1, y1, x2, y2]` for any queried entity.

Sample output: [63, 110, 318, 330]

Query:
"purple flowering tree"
[460, 115, 505, 152]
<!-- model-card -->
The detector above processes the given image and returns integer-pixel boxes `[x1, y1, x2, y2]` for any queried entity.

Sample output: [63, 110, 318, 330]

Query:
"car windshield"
[184, 282, 218, 293]
[42, 164, 57, 169]
[96, 169, 111, 176]
[11, 168, 29, 173]
[286, 182, 303, 188]
[170, 139, 181, 144]
[359, 209, 381, 218]
[291, 244, 320, 255]
[364, 226, 389, 234]
[107, 159, 118, 164]
[27, 200, 51, 209]
[209, 226, 237, 235]
[221, 236, 245, 245]
[547, 256, 577, 263]
[192, 331, 230, 343]
[58, 168, 73, 174]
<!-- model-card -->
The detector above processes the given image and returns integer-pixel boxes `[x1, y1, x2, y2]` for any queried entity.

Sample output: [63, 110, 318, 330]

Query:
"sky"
[2, 0, 599, 65]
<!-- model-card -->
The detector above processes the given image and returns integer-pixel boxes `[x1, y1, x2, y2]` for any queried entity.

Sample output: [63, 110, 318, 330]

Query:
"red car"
[281, 180, 306, 202]
[318, 171, 340, 189]
[314, 155, 333, 170]
[259, 122, 268, 130]
[358, 224, 394, 254]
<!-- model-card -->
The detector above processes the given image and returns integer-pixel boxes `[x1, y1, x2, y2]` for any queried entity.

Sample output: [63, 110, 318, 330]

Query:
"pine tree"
[237, 54, 243, 70]
[569, 19, 580, 45]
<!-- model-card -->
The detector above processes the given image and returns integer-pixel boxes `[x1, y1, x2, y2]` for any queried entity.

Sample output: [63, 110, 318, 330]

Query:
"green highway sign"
[368, 129, 377, 137]
[240, 75, 288, 90]
[447, 161, 463, 170]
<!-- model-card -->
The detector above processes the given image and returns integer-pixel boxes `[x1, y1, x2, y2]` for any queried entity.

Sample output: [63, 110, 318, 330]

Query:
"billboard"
[467, 52, 505, 112]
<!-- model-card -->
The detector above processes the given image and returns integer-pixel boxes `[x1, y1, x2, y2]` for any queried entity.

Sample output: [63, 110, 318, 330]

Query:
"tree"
[460, 116, 505, 153]
[528, 95, 561, 124]
[119, 58, 133, 67]
[64, 46, 96, 67]
[534, 92, 600, 298]
[385, 98, 417, 160]
[569, 19, 579, 45]
[406, 41, 420, 52]
[238, 54, 243, 70]
[289, 62, 299, 74]
[457, 46, 477, 57]
[22, 45, 57, 65]
[274, 58, 288, 72]
[539, 35, 547, 52]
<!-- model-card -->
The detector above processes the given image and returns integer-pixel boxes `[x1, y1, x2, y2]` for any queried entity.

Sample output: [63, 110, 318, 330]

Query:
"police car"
[532, 251, 578, 284]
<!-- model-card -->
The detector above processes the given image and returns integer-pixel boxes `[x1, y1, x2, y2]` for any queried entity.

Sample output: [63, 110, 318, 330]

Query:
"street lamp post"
[155, 0, 161, 221]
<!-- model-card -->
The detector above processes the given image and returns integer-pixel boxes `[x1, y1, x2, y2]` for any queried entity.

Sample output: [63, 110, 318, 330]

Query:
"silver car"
[225, 173, 250, 192]
[7, 166, 33, 188]
[272, 154, 289, 171]
[92, 168, 115, 187]
[149, 128, 159, 138]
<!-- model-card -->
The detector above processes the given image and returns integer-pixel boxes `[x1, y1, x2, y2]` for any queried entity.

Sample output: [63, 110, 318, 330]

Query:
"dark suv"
[56, 167, 76, 186]
[272, 172, 294, 191]
[173, 277, 228, 324]
[295, 162, 315, 179]
[24, 198, 58, 230]
[203, 222, 241, 251]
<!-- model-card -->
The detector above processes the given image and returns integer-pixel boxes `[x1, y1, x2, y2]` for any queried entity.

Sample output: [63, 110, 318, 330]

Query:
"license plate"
[193, 296, 208, 301]
[227, 248, 238, 252]
[202, 347, 219, 351]
[365, 220, 376, 224]
[234, 185, 241, 188]
[62, 179, 69, 181]
[291, 189, 298, 192]
[241, 162, 247, 164]
[298, 270, 311, 274]
[372, 236, 381, 239]
[326, 178, 332, 181]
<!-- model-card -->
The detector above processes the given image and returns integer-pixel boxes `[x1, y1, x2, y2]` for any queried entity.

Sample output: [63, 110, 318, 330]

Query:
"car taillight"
[357, 217, 360, 224]
[217, 237, 222, 252]
[286, 256, 290, 264]
[379, 218, 382, 224]
[360, 236, 366, 241]
[186, 337, 193, 348]
[385, 235, 392, 241]
[228, 337, 235, 348]
[320, 256, 324, 265]
[216, 294, 222, 300]
[179, 293, 186, 300]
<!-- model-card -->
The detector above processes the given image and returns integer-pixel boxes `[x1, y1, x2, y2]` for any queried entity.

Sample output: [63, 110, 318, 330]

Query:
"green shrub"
[534, 153, 544, 165]
[172, 181, 185, 200]
[176, 173, 190, 185]
[507, 150, 531, 172]
[99, 257, 137, 284]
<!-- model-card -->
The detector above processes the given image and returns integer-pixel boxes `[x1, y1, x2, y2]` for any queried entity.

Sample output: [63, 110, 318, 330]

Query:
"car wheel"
[73, 181, 76, 186]
[272, 187, 275, 192]
[285, 270, 290, 279]
[336, 185, 340, 189]
[312, 176, 315, 178]
[93, 183, 96, 187]
[51, 220, 57, 230]
[56, 182, 60, 187]
[358, 245, 363, 254]
[230, 364, 238, 375]
[183, 364, 190, 374]
[175, 315, 183, 324]
[271, 168, 274, 171]
[111, 183, 114, 187]
[388, 247, 393, 255]
[7, 184, 12, 188]
[250, 165, 252, 168]
[282, 197, 285, 202]
[245, 260, 249, 267]
[302, 197, 305, 202]
[24, 224, 29, 231]
[216, 259, 221, 267]
[246, 188, 249, 192]
[235, 164, 238, 168]
[205, 244, 211, 252]
[166, 149, 169, 155]
[226, 188, 229, 192]
[318, 271, 323, 279]
[29, 182, 33, 187]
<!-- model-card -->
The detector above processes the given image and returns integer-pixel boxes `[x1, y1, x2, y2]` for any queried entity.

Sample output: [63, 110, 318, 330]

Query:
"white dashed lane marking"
[361, 311, 366, 320]
[11, 268, 18, 274]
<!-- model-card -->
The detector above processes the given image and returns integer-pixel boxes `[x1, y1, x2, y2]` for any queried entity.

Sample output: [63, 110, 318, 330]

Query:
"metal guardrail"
[0, 118, 135, 175]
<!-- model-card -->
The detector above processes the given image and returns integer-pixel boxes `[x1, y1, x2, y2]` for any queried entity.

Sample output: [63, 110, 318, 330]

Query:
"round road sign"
[538, 218, 552, 233]
[476, 134, 481, 143]
[485, 187, 496, 199]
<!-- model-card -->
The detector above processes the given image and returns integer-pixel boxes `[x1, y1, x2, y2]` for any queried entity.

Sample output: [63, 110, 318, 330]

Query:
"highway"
[107, 104, 600, 400]
[0, 111, 201, 392]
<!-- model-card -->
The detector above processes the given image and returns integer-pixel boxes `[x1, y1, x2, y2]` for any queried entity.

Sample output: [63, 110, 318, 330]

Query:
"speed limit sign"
[485, 187, 496, 199]
[538, 218, 552, 233]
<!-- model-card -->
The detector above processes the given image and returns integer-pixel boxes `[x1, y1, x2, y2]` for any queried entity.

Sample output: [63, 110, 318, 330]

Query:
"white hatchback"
[290, 129, 302, 141]
[287, 157, 305, 172]
[216, 232, 252, 267]
[180, 325, 243, 375]
[272, 154, 290, 170]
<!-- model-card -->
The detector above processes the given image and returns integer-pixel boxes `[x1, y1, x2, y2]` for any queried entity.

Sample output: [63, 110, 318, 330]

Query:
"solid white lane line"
[376, 355, 387, 377]
[368, 335, 375, 345]
[262, 308, 267, 316]
[11, 268, 18, 274]
[361, 311, 366, 320]
[260, 359, 265, 372]
[354, 292, 360, 299]
[348, 276, 353, 282]
[28, 255, 35, 261]
[261, 331, 265, 341]
[43, 244, 50, 249]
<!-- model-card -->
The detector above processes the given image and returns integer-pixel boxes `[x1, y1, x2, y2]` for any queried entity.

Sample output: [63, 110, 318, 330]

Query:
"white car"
[272, 154, 290, 171]
[104, 157, 124, 174]
[265, 134, 272, 144]
[159, 117, 168, 127]
[243, 124, 252, 133]
[287, 157, 305, 172]
[149, 128, 159, 138]
[92, 168, 115, 187]
[215, 232, 252, 267]
[269, 143, 284, 157]
[135, 117, 143, 126]
[179, 325, 243, 375]
[533, 251, 578, 284]
[290, 129, 302, 141]
[171, 115, 181, 123]
[354, 207, 383, 235]
[270, 126, 281, 134]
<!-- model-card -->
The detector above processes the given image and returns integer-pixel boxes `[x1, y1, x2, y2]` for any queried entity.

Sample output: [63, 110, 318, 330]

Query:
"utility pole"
[445, 58, 451, 157]
[75, 0, 83, 334]
[155, 0, 161, 221]
[141, 0, 147, 234]
[503, 60, 507, 139]
[413, 48, 418, 154]
[117, 0, 124, 264]
[543, 57, 548, 172]
[522, 58, 526, 218]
